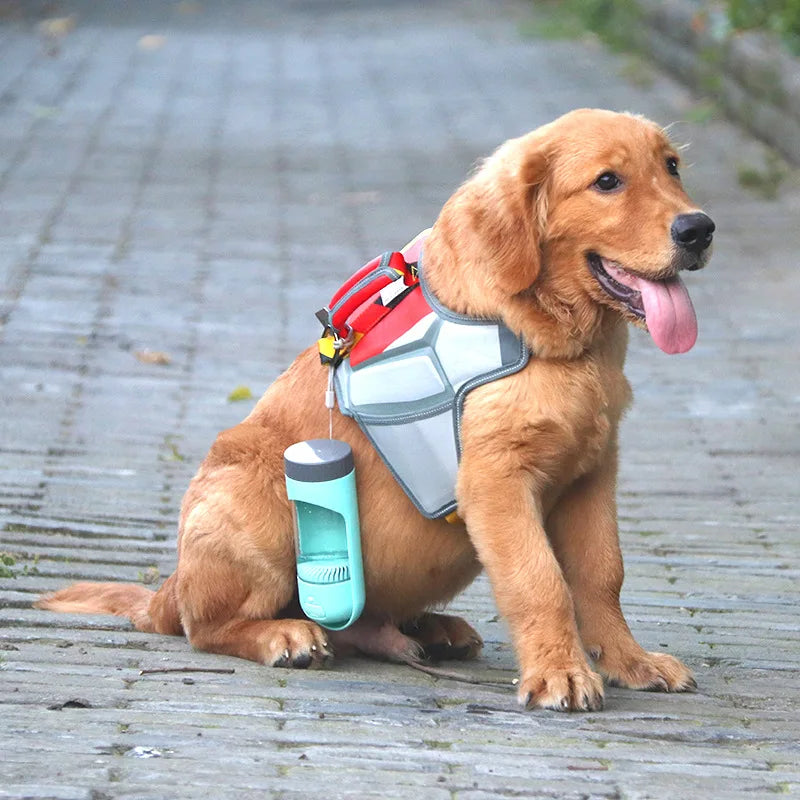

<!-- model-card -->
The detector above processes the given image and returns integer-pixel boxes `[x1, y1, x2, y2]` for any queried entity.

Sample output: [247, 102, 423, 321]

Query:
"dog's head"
[427, 109, 713, 356]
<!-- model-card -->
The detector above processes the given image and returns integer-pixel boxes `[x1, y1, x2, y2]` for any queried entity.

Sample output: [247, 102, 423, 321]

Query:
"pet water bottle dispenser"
[283, 439, 365, 630]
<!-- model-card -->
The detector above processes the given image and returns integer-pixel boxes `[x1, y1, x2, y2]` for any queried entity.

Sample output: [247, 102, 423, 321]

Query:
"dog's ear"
[425, 134, 549, 311]
[455, 136, 548, 299]
[490, 143, 548, 296]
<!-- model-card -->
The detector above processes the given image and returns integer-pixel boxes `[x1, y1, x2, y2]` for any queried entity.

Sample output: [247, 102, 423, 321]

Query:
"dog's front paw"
[518, 657, 604, 712]
[594, 647, 696, 692]
[264, 620, 334, 669]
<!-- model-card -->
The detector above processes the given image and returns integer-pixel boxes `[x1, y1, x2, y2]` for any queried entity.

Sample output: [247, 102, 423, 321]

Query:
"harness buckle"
[317, 314, 354, 368]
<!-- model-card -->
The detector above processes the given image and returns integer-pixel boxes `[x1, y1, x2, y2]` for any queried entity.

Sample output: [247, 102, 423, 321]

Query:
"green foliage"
[0, 552, 39, 578]
[728, 0, 800, 52]
[728, 0, 800, 34]
[527, 0, 800, 54]
[0, 553, 16, 579]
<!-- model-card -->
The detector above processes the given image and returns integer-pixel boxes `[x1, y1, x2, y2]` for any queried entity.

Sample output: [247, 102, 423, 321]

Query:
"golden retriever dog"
[37, 109, 713, 712]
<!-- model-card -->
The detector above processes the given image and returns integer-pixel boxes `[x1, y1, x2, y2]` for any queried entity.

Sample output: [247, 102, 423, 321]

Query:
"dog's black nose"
[671, 212, 715, 254]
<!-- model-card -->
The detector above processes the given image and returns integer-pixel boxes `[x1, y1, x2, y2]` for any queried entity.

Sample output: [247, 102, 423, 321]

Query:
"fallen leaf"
[139, 566, 160, 585]
[342, 190, 380, 206]
[176, 1, 202, 15]
[38, 15, 76, 38]
[38, 15, 76, 56]
[690, 11, 707, 34]
[227, 385, 253, 402]
[135, 349, 171, 365]
[138, 34, 167, 51]
[29, 104, 59, 119]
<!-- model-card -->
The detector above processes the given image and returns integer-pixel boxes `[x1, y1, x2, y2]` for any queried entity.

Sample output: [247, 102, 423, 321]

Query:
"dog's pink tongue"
[639, 275, 698, 354]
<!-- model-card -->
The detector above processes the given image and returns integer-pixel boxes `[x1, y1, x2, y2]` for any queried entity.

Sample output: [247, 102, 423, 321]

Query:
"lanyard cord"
[326, 363, 335, 439]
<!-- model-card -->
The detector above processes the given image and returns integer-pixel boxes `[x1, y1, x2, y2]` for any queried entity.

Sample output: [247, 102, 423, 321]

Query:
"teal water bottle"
[284, 439, 365, 631]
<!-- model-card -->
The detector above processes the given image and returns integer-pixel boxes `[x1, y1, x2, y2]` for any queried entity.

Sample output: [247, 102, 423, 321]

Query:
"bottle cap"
[284, 439, 354, 482]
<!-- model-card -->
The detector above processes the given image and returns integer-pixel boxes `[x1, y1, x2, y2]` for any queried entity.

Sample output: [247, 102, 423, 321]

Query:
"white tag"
[379, 276, 407, 306]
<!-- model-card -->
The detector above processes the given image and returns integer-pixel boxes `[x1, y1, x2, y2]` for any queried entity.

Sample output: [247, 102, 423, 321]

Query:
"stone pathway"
[1, 1, 798, 798]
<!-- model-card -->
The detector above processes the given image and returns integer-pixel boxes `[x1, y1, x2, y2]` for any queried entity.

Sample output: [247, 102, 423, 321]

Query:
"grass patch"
[434, 697, 469, 708]
[0, 552, 40, 578]
[160, 435, 185, 462]
[618, 54, 655, 88]
[523, 0, 642, 52]
[519, 5, 586, 40]
[738, 150, 787, 199]
[423, 739, 453, 750]
[138, 566, 160, 585]
[684, 101, 720, 124]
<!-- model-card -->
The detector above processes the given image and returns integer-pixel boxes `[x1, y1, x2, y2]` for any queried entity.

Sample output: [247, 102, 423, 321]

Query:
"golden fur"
[37, 109, 711, 711]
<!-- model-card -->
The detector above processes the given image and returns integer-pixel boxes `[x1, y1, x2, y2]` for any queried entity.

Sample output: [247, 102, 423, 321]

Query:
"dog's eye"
[666, 156, 680, 177]
[594, 172, 622, 192]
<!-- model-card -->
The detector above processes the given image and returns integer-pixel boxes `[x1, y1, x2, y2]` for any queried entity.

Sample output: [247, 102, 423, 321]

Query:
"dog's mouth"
[587, 253, 698, 354]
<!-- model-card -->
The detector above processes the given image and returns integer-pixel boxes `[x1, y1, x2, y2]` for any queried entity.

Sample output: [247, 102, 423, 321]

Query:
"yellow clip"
[444, 511, 462, 525]
[318, 334, 337, 363]
[318, 330, 361, 366]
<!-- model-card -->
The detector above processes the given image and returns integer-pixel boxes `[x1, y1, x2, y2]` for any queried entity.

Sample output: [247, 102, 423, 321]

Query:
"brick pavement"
[1, 1, 798, 798]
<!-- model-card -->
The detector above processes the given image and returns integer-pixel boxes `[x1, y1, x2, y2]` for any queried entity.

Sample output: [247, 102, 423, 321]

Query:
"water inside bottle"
[292, 501, 347, 564]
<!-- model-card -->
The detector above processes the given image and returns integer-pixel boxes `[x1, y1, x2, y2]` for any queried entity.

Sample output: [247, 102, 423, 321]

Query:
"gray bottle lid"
[284, 439, 354, 482]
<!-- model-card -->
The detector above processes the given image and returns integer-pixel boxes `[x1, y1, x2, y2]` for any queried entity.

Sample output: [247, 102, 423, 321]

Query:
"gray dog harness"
[321, 243, 530, 519]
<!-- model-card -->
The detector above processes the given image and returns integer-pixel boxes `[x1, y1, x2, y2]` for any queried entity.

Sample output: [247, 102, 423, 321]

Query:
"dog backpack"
[318, 234, 529, 519]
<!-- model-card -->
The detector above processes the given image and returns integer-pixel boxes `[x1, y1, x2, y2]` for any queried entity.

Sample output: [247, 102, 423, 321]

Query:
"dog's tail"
[34, 573, 183, 635]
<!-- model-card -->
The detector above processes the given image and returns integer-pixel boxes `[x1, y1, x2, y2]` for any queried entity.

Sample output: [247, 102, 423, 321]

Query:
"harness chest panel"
[328, 247, 529, 519]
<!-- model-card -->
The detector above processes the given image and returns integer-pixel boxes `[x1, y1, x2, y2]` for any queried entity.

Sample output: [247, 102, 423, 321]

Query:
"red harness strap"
[348, 283, 430, 367]
[318, 251, 419, 364]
